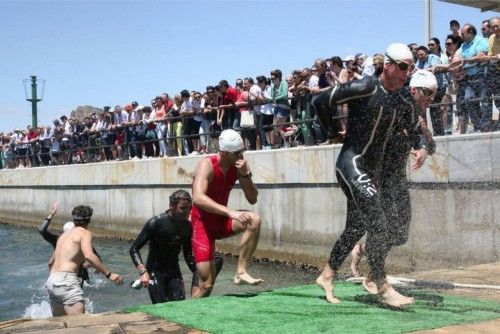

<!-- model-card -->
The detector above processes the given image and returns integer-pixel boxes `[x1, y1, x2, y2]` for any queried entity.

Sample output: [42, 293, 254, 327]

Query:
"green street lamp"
[23, 75, 46, 128]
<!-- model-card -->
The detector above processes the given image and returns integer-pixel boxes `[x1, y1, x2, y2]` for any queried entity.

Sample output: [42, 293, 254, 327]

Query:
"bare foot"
[234, 272, 263, 285]
[315, 266, 341, 304]
[350, 244, 364, 277]
[362, 278, 378, 294]
[378, 282, 415, 307]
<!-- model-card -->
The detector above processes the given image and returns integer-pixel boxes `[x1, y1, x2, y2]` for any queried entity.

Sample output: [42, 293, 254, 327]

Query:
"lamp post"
[23, 75, 45, 128]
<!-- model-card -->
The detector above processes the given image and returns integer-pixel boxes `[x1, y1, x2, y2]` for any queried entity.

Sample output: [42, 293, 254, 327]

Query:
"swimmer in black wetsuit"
[348, 71, 438, 281]
[39, 201, 101, 288]
[313, 43, 419, 307]
[129, 189, 223, 304]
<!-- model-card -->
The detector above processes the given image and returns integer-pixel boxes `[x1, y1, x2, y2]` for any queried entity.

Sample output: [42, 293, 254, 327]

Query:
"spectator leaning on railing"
[452, 23, 491, 133]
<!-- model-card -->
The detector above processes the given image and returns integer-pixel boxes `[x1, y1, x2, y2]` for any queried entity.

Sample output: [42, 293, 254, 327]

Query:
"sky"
[0, 0, 497, 133]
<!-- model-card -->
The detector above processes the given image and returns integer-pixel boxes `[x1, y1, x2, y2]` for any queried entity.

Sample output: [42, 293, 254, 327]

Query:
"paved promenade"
[1, 262, 498, 334]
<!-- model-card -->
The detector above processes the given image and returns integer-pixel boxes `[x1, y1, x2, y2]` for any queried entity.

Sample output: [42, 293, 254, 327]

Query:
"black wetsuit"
[129, 212, 223, 304]
[38, 218, 101, 288]
[313, 76, 422, 281]
[380, 89, 435, 249]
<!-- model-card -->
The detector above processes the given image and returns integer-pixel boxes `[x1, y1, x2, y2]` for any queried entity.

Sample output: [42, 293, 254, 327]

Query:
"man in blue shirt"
[453, 23, 491, 132]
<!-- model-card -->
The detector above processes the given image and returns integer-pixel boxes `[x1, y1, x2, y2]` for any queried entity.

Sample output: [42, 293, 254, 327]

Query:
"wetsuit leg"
[328, 196, 367, 271]
[165, 275, 186, 301]
[147, 271, 168, 304]
[333, 153, 391, 281]
[382, 175, 411, 248]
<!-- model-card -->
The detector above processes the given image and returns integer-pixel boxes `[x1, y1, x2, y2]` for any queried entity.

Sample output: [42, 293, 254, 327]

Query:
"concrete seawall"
[0, 132, 498, 271]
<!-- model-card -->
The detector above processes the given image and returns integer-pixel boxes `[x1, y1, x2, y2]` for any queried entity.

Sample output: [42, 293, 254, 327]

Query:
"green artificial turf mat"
[125, 282, 500, 334]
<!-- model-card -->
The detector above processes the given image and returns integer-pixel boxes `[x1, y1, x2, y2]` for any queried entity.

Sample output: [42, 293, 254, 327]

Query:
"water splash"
[23, 300, 52, 319]
[23, 296, 94, 319]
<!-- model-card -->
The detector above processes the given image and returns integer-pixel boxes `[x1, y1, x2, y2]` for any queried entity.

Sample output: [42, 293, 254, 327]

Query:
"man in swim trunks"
[350, 70, 437, 279]
[129, 189, 224, 303]
[45, 205, 123, 316]
[191, 129, 263, 298]
[313, 43, 419, 307]
[39, 201, 101, 288]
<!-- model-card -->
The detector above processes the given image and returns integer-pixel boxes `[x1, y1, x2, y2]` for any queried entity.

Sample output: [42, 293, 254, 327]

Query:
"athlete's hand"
[411, 148, 428, 171]
[108, 273, 124, 286]
[49, 201, 59, 216]
[235, 158, 249, 176]
[140, 272, 151, 287]
[230, 210, 253, 228]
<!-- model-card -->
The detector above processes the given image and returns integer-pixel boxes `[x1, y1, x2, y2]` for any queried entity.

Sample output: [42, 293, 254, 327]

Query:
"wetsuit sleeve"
[182, 222, 197, 273]
[38, 218, 58, 248]
[129, 218, 155, 267]
[312, 76, 377, 139]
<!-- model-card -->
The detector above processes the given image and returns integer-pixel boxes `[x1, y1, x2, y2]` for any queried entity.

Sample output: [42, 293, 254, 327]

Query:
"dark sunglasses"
[385, 53, 410, 71]
[445, 42, 452, 46]
[427, 43, 436, 47]
[418, 87, 434, 97]
[231, 149, 245, 156]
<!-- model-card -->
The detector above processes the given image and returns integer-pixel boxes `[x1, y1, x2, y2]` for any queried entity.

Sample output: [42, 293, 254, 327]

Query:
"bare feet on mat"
[316, 265, 340, 304]
[234, 272, 264, 285]
[362, 277, 378, 294]
[378, 281, 415, 307]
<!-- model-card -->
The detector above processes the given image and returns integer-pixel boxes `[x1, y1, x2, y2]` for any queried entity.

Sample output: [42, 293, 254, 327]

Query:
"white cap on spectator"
[410, 70, 438, 93]
[136, 105, 144, 111]
[219, 129, 244, 152]
[343, 55, 355, 62]
[384, 43, 413, 63]
[63, 222, 75, 232]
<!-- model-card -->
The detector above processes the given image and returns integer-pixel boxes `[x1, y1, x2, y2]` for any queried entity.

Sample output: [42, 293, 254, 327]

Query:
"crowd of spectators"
[0, 17, 498, 169]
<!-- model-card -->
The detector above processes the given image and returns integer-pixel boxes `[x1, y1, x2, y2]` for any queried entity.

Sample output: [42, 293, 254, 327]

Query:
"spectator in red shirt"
[217, 80, 238, 130]
[27, 125, 40, 167]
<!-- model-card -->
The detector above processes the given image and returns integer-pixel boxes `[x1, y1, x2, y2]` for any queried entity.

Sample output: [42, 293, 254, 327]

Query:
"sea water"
[0, 224, 316, 321]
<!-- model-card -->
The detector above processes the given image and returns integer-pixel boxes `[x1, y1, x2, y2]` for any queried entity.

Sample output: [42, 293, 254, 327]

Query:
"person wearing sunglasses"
[415, 45, 447, 136]
[191, 129, 263, 298]
[351, 70, 437, 282]
[313, 43, 417, 308]
[129, 189, 224, 304]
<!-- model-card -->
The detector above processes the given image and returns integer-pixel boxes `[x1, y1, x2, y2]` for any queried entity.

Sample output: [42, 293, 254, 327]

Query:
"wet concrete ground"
[1, 262, 498, 334]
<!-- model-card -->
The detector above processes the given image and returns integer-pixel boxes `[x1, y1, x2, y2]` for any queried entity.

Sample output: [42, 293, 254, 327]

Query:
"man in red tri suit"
[191, 129, 263, 298]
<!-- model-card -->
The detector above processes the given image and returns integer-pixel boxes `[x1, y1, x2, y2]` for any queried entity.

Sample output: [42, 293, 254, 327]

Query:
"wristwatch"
[240, 171, 253, 178]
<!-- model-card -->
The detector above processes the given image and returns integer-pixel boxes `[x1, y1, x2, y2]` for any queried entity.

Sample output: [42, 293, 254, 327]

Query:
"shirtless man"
[191, 129, 263, 298]
[45, 205, 123, 316]
[313, 43, 418, 307]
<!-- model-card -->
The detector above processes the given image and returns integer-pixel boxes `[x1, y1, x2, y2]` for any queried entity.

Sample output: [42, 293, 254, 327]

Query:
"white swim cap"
[63, 222, 75, 232]
[410, 70, 438, 93]
[384, 43, 413, 63]
[218, 129, 244, 152]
